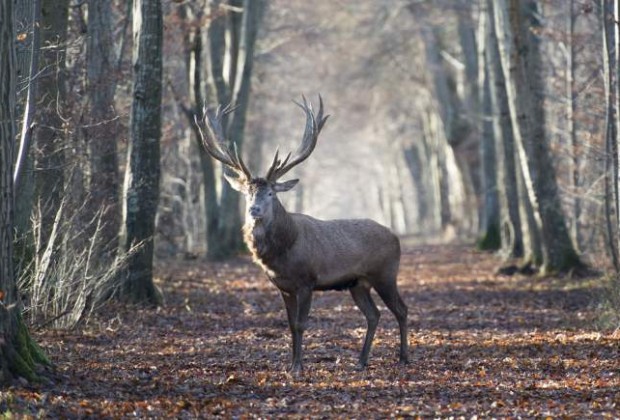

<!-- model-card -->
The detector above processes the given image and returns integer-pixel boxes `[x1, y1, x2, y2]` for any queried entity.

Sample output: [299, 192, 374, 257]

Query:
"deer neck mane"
[243, 199, 298, 270]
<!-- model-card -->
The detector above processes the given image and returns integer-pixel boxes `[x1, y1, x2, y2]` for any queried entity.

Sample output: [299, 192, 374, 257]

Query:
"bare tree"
[171, 0, 264, 260]
[12, 0, 40, 274]
[602, 0, 620, 269]
[492, 0, 581, 274]
[85, 0, 120, 257]
[120, 0, 163, 305]
[476, 2, 500, 250]
[0, 0, 48, 383]
[566, 0, 582, 250]
[200, 0, 264, 259]
[34, 0, 69, 257]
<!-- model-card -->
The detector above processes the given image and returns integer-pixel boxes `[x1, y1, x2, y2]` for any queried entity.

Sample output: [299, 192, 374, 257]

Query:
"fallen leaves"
[2, 244, 620, 417]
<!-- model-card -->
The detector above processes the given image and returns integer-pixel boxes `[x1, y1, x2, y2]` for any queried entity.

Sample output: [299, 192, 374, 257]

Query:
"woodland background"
[2, 0, 620, 416]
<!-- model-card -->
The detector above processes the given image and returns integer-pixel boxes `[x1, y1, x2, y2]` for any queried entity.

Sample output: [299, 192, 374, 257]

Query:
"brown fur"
[243, 199, 298, 273]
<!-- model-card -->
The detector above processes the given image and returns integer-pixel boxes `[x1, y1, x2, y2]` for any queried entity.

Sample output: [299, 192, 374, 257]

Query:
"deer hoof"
[288, 363, 303, 376]
[356, 359, 369, 371]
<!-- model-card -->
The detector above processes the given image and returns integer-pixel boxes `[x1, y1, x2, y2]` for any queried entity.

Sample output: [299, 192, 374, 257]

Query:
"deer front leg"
[280, 288, 312, 373]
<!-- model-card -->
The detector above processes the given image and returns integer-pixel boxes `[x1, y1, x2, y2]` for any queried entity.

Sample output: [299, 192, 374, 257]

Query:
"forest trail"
[4, 244, 620, 417]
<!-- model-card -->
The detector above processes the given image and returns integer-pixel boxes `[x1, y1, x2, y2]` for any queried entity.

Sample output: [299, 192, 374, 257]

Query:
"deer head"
[195, 96, 329, 223]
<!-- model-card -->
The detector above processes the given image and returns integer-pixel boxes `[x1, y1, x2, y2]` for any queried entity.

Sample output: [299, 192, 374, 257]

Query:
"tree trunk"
[423, 108, 447, 231]
[86, 0, 120, 258]
[34, 0, 68, 258]
[14, 0, 39, 192]
[120, 0, 163, 305]
[217, 0, 261, 254]
[566, 0, 582, 251]
[199, 0, 263, 260]
[602, 0, 620, 269]
[477, 5, 500, 250]
[493, 0, 581, 273]
[12, 0, 40, 273]
[403, 144, 429, 227]
[486, 0, 523, 259]
[605, 0, 620, 267]
[1, 0, 48, 383]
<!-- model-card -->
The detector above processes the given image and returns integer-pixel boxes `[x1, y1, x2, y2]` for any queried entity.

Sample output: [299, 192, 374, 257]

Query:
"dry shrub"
[17, 196, 139, 330]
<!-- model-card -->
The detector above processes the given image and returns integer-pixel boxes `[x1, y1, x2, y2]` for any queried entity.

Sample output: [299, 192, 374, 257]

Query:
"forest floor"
[3, 243, 620, 418]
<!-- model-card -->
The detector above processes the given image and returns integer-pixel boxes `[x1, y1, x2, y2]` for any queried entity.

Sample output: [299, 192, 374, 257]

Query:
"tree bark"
[86, 0, 120, 258]
[12, 0, 40, 273]
[14, 0, 39, 192]
[493, 0, 581, 273]
[477, 4, 500, 250]
[1, 0, 48, 384]
[34, 0, 68, 258]
[121, 0, 163, 305]
[199, 0, 263, 260]
[602, 0, 620, 269]
[566, 0, 582, 251]
[486, 0, 523, 259]
[403, 144, 429, 227]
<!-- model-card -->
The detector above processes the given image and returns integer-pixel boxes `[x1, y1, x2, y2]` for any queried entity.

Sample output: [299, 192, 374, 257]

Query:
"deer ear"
[273, 179, 299, 193]
[223, 173, 249, 193]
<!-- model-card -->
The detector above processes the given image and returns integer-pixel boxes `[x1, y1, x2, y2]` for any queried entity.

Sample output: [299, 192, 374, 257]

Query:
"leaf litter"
[2, 244, 620, 417]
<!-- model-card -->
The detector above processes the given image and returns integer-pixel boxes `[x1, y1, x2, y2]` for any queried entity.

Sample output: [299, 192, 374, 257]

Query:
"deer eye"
[268, 192, 273, 197]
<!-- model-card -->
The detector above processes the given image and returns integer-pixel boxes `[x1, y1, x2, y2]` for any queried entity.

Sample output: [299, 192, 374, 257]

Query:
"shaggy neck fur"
[243, 199, 298, 271]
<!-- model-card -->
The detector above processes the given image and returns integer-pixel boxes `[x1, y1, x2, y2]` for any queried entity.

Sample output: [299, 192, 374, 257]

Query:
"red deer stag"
[195, 97, 408, 372]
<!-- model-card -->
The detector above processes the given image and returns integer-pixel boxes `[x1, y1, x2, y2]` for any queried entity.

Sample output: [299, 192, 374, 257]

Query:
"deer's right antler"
[195, 104, 252, 180]
[266, 95, 329, 182]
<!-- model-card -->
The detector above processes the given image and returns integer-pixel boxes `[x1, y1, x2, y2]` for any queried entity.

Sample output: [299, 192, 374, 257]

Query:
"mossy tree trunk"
[1, 0, 49, 384]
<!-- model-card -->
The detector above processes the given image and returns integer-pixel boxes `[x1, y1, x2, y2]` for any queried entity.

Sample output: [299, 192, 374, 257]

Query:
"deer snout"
[249, 205, 262, 219]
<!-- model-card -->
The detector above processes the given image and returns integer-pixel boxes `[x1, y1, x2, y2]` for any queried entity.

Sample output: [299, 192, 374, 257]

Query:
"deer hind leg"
[280, 288, 313, 373]
[349, 282, 380, 368]
[373, 274, 409, 364]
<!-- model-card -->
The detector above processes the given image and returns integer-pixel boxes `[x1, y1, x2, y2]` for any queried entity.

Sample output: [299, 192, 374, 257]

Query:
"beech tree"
[484, 0, 523, 259]
[476, 2, 501, 250]
[492, 0, 581, 274]
[0, 0, 47, 384]
[120, 0, 163, 305]
[34, 0, 69, 256]
[171, 0, 264, 260]
[85, 0, 120, 257]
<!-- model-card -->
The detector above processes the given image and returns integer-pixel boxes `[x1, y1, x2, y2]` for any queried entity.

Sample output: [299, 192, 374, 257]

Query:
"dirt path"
[3, 244, 620, 417]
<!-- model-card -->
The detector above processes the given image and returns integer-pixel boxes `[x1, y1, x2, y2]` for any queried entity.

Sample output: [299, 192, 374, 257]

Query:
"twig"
[13, 122, 36, 189]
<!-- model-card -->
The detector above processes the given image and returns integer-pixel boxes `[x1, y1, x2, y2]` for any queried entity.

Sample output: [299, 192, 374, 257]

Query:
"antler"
[194, 104, 252, 180]
[266, 95, 329, 182]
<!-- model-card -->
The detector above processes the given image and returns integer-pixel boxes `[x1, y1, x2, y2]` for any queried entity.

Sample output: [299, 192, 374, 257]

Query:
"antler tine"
[265, 148, 280, 181]
[266, 96, 327, 181]
[232, 142, 252, 179]
[195, 104, 252, 180]
[317, 94, 330, 132]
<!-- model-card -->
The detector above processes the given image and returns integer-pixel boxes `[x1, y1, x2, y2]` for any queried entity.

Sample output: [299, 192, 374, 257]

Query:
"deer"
[195, 96, 408, 373]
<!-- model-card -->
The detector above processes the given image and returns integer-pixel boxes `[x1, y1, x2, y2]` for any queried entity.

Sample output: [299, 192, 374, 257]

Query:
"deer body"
[196, 97, 408, 372]
[246, 211, 400, 293]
